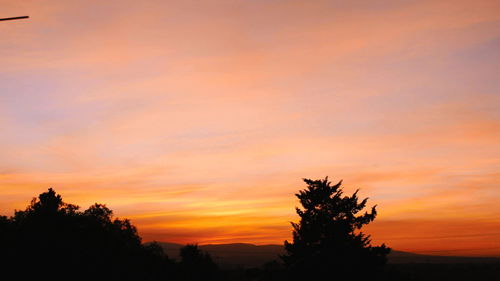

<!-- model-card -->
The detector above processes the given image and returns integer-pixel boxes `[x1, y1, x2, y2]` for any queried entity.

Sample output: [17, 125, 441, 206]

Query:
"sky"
[1, 0, 499, 256]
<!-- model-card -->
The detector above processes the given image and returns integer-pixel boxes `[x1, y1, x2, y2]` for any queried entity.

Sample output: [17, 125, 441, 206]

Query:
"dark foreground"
[2, 188, 498, 281]
[158, 242, 500, 281]
[218, 263, 500, 281]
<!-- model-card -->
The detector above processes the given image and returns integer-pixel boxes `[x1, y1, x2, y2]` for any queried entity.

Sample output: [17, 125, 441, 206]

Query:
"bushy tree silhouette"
[282, 177, 390, 280]
[0, 188, 175, 281]
[179, 244, 219, 281]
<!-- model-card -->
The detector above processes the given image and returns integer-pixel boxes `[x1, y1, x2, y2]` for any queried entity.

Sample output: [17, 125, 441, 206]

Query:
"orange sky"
[1, 0, 499, 256]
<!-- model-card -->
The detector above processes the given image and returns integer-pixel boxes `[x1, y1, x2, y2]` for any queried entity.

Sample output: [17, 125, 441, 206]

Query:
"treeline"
[0, 178, 395, 281]
[0, 188, 218, 281]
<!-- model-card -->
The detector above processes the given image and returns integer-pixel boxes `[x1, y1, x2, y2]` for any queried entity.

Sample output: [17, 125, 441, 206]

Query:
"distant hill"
[155, 242, 283, 268]
[153, 242, 500, 269]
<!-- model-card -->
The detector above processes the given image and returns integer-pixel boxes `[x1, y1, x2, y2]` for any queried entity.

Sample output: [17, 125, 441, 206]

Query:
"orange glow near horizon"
[1, 0, 499, 257]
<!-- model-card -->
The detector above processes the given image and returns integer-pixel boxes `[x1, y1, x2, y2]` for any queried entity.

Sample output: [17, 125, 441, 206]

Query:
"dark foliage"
[282, 177, 391, 280]
[1, 183, 493, 281]
[0, 188, 176, 281]
[179, 244, 219, 281]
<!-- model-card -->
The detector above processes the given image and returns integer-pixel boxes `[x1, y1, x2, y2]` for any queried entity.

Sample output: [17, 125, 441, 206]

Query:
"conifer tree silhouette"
[282, 177, 390, 280]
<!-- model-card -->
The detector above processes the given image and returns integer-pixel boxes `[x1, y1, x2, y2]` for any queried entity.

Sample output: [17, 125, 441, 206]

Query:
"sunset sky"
[1, 0, 499, 256]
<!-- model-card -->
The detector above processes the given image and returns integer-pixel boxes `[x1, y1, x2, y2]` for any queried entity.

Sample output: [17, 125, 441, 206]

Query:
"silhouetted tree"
[282, 177, 390, 281]
[0, 188, 175, 281]
[179, 244, 219, 281]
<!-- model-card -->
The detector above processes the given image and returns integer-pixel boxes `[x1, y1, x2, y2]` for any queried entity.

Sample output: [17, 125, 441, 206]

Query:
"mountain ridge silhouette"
[149, 242, 500, 269]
